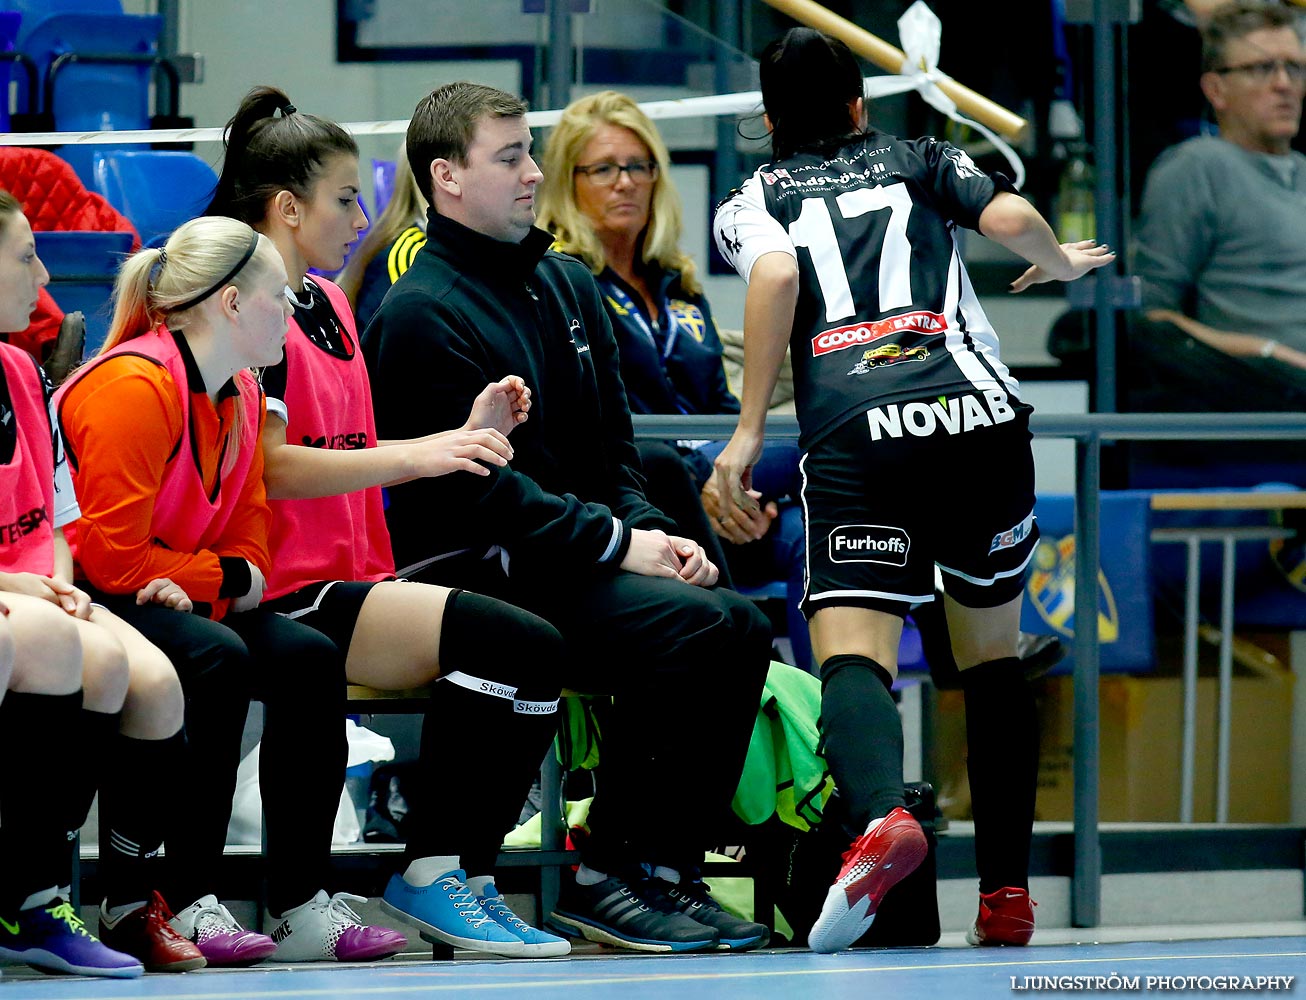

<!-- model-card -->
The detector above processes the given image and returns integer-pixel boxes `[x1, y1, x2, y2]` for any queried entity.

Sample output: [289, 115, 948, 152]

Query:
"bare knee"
[120, 647, 185, 740]
[7, 601, 81, 695]
[944, 592, 1021, 670]
[80, 627, 131, 713]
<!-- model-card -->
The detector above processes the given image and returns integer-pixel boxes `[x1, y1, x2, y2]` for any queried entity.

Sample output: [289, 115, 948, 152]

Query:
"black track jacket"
[362, 210, 675, 579]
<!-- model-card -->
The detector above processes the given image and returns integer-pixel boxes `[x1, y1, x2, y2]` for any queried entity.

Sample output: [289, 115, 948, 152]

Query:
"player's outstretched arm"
[979, 192, 1115, 291]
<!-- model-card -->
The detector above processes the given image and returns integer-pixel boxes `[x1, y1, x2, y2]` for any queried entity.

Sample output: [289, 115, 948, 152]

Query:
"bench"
[342, 684, 777, 953]
[344, 684, 570, 942]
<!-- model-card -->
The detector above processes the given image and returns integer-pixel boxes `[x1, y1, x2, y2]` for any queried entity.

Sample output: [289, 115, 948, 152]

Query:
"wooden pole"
[757, 0, 1029, 141]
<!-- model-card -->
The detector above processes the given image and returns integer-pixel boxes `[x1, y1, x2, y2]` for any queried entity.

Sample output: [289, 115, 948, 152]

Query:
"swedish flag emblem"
[668, 299, 706, 343]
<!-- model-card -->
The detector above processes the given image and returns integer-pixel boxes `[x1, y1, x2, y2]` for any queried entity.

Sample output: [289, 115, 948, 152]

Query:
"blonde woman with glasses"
[537, 90, 812, 671]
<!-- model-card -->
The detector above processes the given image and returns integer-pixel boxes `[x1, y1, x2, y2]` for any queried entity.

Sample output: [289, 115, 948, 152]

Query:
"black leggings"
[415, 555, 772, 875]
[267, 579, 566, 878]
[86, 593, 346, 915]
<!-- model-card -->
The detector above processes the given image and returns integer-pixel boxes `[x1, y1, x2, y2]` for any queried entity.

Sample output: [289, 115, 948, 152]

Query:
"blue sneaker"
[380, 870, 524, 956]
[0, 898, 143, 978]
[474, 881, 570, 958]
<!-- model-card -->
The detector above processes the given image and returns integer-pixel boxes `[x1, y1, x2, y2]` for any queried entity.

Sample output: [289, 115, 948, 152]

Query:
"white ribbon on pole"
[862, 1, 1026, 188]
[0, 0, 1024, 189]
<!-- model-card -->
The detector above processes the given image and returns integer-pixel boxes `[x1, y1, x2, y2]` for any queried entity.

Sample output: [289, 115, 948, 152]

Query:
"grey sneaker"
[549, 871, 718, 953]
[640, 872, 769, 951]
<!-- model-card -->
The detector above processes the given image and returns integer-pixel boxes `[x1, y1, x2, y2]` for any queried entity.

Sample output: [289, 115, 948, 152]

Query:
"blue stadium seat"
[90, 149, 217, 247]
[17, 10, 162, 131]
[0, 11, 22, 132]
[372, 158, 397, 219]
[34, 230, 133, 358]
[2, 1, 123, 16]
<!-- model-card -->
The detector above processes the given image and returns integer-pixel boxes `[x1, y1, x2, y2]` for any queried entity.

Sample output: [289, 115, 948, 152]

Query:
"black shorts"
[800, 397, 1039, 617]
[262, 579, 386, 658]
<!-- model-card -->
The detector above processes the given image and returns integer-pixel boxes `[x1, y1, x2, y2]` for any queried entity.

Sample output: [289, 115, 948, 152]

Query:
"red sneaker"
[807, 806, 928, 953]
[967, 886, 1036, 946]
[99, 891, 207, 972]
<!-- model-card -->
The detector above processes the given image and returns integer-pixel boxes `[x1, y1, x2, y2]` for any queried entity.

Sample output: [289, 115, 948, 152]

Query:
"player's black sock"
[58, 708, 121, 878]
[99, 730, 184, 908]
[403, 590, 563, 877]
[961, 656, 1039, 892]
[0, 690, 82, 912]
[818, 653, 905, 830]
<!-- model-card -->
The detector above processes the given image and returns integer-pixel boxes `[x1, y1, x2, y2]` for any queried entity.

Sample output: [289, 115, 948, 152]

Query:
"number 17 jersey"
[714, 131, 1025, 450]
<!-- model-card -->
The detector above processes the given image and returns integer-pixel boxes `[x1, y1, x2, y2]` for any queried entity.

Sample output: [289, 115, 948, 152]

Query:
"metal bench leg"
[539, 749, 565, 921]
[1181, 536, 1200, 823]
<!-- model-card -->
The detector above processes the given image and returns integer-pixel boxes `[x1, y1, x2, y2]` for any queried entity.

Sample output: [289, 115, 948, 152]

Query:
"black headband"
[171, 230, 261, 313]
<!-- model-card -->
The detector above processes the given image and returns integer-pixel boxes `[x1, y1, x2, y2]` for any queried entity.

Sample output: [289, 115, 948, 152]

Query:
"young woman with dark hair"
[203, 86, 569, 959]
[710, 27, 1113, 952]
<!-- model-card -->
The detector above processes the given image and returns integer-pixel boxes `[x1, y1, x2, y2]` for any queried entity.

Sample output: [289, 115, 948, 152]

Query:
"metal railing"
[632, 410, 1306, 927]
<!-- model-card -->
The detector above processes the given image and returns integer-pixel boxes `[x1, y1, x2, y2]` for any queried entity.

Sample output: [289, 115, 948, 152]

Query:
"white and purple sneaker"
[169, 894, 278, 967]
[266, 891, 407, 963]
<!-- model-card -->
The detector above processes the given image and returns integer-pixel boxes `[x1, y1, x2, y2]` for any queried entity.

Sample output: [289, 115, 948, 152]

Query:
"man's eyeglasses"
[573, 159, 659, 186]
[1213, 58, 1306, 84]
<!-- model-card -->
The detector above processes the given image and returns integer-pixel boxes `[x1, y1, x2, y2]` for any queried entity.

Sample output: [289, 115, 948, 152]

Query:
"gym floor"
[5, 925, 1303, 998]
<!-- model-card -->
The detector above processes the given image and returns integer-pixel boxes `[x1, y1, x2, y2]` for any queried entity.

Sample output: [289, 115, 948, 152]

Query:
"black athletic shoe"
[548, 872, 719, 953]
[641, 873, 769, 951]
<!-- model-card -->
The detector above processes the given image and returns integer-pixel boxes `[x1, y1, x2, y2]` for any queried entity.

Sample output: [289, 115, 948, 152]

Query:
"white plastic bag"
[226, 719, 396, 846]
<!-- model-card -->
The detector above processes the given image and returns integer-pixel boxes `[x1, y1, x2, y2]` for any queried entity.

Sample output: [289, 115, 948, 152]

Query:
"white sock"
[402, 855, 461, 887]
[19, 886, 58, 911]
[104, 899, 146, 921]
[653, 866, 681, 885]
[575, 864, 607, 886]
[465, 874, 495, 898]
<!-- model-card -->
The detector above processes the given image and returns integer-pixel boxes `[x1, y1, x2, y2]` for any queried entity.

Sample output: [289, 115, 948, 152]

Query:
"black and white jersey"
[715, 131, 1024, 449]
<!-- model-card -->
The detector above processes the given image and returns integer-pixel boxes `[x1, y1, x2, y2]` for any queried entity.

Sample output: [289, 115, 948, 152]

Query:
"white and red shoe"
[967, 886, 1036, 946]
[807, 806, 928, 953]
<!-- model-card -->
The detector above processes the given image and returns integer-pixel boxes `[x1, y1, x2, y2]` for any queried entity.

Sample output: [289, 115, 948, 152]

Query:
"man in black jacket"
[362, 82, 772, 954]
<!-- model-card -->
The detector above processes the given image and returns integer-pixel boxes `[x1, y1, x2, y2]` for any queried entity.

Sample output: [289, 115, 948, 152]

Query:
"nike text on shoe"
[267, 891, 407, 962]
[548, 871, 719, 953]
[967, 886, 1036, 946]
[0, 899, 143, 978]
[475, 881, 570, 957]
[169, 894, 277, 967]
[641, 875, 769, 951]
[98, 891, 206, 972]
[807, 806, 928, 953]
[379, 871, 524, 956]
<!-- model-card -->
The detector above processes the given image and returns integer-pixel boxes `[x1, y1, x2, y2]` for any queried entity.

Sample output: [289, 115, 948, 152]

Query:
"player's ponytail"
[206, 84, 357, 225]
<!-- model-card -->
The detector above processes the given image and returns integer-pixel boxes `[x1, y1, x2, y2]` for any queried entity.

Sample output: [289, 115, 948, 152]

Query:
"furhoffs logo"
[828, 524, 911, 566]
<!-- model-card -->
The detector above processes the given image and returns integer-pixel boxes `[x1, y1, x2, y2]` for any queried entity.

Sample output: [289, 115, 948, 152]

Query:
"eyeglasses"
[573, 159, 659, 186]
[1213, 58, 1306, 84]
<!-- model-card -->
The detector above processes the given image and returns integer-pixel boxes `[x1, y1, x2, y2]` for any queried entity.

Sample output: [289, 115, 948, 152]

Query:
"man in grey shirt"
[1134, 0, 1306, 388]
